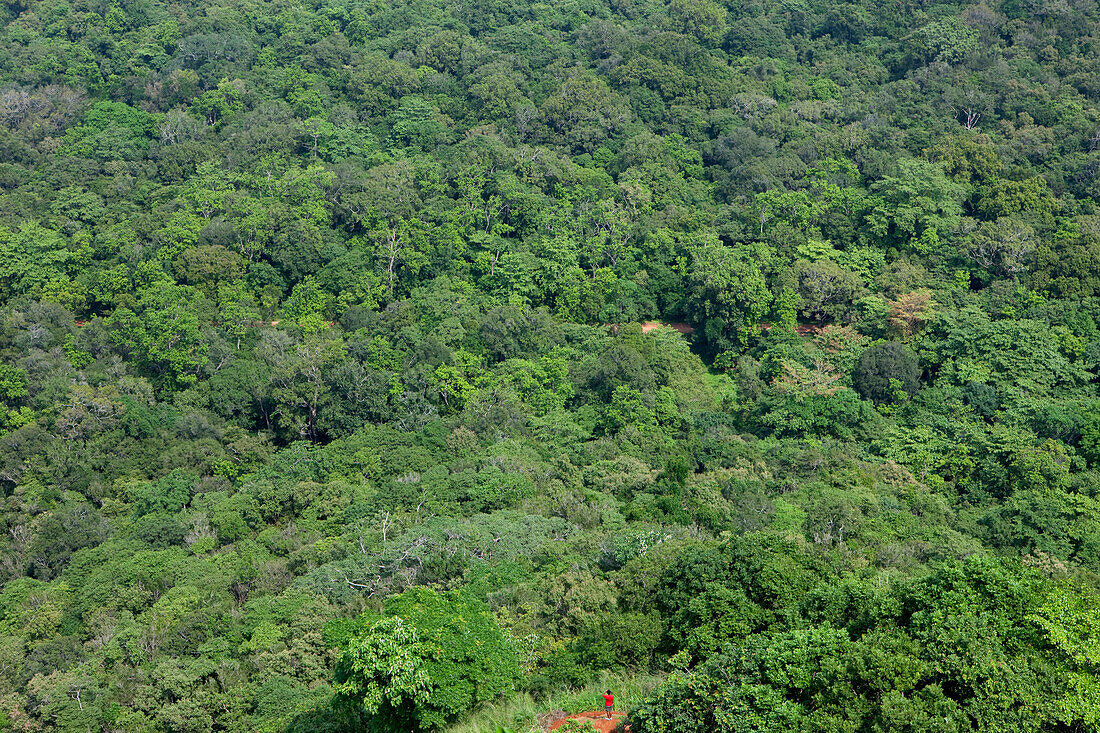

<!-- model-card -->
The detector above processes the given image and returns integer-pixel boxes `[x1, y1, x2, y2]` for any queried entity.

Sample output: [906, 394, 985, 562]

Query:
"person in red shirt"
[602, 690, 614, 719]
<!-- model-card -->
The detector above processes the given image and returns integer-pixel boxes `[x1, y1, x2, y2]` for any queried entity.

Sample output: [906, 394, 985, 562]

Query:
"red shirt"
[603, 694, 614, 707]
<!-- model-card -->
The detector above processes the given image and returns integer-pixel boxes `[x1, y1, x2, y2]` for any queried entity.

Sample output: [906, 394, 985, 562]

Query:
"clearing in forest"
[545, 710, 629, 732]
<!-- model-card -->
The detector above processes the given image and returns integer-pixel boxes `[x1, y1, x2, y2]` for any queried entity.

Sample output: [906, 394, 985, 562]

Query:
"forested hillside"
[3, 0, 1100, 729]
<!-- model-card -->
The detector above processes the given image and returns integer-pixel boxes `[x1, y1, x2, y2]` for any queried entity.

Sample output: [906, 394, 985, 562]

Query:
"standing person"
[602, 689, 614, 720]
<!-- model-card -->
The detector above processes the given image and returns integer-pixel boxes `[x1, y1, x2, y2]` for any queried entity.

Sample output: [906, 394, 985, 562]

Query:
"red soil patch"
[607, 321, 695, 335]
[546, 710, 629, 733]
[641, 321, 694, 334]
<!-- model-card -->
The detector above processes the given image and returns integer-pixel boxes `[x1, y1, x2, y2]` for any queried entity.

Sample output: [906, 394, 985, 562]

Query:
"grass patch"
[445, 672, 664, 733]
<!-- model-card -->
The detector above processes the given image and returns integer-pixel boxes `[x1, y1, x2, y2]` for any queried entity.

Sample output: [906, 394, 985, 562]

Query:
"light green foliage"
[334, 616, 433, 719]
[868, 159, 965, 250]
[333, 588, 520, 729]
[216, 283, 262, 348]
[282, 277, 331, 332]
[1031, 583, 1100, 726]
[0, 223, 71, 296]
[108, 283, 210, 388]
[191, 78, 246, 126]
[0, 363, 28, 401]
[912, 17, 979, 64]
[126, 470, 196, 516]
[931, 306, 1090, 399]
[632, 557, 1058, 732]
[63, 100, 157, 159]
[755, 160, 875, 244]
[390, 97, 453, 150]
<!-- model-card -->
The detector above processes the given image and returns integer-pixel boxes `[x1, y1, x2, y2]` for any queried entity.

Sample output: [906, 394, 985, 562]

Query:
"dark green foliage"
[631, 557, 1062, 733]
[853, 341, 921, 404]
[24, 502, 107, 579]
[963, 381, 1000, 419]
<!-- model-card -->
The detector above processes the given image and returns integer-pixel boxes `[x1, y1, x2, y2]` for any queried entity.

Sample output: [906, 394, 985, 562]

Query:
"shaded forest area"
[3, 0, 1100, 729]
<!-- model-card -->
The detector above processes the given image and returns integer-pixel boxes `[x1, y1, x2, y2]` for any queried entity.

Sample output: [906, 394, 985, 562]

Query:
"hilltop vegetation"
[3, 0, 1100, 729]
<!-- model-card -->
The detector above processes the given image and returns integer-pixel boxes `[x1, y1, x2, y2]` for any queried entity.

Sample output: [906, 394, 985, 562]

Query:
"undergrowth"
[445, 673, 663, 733]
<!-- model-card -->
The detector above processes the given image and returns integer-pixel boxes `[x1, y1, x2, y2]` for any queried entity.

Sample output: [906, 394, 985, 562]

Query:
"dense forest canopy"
[3, 0, 1100, 729]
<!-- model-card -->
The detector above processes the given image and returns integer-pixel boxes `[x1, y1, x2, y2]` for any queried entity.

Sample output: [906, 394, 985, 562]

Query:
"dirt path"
[640, 321, 694, 335]
[606, 321, 695, 335]
[546, 710, 628, 732]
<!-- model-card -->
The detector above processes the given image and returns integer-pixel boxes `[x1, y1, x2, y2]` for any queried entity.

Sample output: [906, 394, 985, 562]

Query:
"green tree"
[388, 97, 452, 150]
[216, 283, 262, 349]
[685, 240, 772, 352]
[0, 363, 28, 402]
[789, 258, 865, 323]
[853, 341, 920, 404]
[107, 283, 210, 389]
[868, 159, 965, 252]
[256, 330, 345, 442]
[668, 0, 727, 46]
[63, 100, 156, 159]
[0, 223, 71, 296]
[333, 616, 432, 727]
[1031, 582, 1100, 727]
[190, 78, 246, 126]
[331, 588, 519, 730]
